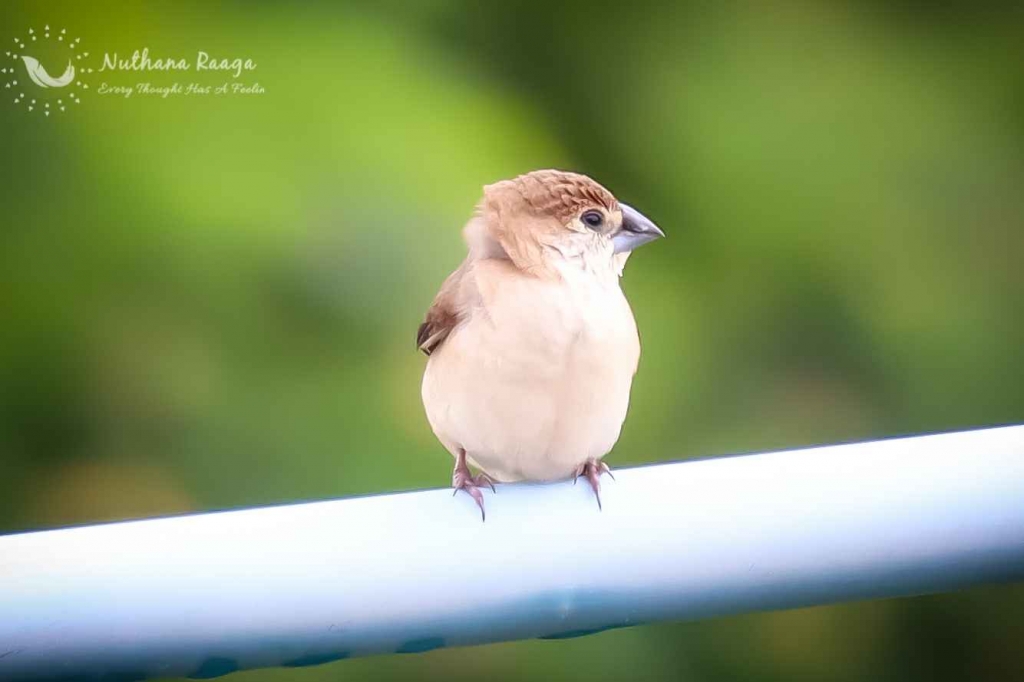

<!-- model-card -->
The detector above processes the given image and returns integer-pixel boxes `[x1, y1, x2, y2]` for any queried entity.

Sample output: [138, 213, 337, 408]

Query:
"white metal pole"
[2, 425, 1024, 680]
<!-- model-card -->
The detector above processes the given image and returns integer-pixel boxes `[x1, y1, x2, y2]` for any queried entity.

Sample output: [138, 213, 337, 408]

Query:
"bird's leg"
[452, 448, 496, 521]
[573, 458, 615, 510]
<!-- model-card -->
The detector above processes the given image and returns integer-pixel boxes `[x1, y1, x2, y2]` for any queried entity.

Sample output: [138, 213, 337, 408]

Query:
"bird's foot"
[452, 455, 495, 522]
[573, 458, 615, 510]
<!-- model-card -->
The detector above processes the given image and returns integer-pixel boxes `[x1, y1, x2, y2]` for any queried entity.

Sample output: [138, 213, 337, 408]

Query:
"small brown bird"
[417, 170, 664, 519]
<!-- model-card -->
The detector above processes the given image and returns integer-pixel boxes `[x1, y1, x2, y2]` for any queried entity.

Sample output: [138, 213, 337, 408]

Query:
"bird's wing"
[417, 258, 472, 355]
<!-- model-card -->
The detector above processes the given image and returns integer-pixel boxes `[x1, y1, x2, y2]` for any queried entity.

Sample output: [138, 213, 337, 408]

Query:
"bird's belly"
[422, 304, 637, 482]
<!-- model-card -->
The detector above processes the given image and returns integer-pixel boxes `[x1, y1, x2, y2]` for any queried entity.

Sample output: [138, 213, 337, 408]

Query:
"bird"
[417, 169, 664, 520]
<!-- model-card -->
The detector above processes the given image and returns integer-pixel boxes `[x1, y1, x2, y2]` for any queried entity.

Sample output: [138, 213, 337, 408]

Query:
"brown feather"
[505, 170, 618, 224]
[417, 259, 468, 355]
[475, 170, 619, 276]
[418, 170, 619, 354]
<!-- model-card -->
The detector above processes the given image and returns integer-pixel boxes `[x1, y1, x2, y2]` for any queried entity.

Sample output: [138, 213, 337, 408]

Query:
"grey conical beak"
[612, 203, 665, 254]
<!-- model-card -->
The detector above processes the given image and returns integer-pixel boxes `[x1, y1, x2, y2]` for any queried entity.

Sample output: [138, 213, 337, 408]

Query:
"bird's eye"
[581, 210, 604, 230]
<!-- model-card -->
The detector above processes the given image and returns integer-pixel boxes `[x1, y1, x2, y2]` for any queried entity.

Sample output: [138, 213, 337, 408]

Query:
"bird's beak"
[612, 204, 665, 254]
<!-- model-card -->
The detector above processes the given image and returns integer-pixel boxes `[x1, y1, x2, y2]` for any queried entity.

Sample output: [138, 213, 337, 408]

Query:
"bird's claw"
[452, 454, 495, 521]
[573, 459, 614, 510]
[475, 471, 497, 493]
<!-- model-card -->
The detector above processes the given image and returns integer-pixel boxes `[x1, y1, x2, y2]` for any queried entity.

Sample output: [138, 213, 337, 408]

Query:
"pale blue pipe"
[2, 425, 1024, 680]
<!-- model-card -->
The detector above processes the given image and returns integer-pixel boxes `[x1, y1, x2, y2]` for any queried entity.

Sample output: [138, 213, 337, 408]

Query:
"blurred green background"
[2, 1, 1023, 680]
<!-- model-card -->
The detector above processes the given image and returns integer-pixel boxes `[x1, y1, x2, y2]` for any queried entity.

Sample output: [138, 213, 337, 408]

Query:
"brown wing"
[417, 260, 469, 356]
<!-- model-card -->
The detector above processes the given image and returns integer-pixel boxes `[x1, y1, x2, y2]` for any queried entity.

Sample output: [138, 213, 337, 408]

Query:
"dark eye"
[581, 210, 604, 229]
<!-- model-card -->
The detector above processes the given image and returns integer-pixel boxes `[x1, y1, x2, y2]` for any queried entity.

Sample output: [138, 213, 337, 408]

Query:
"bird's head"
[466, 170, 664, 278]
